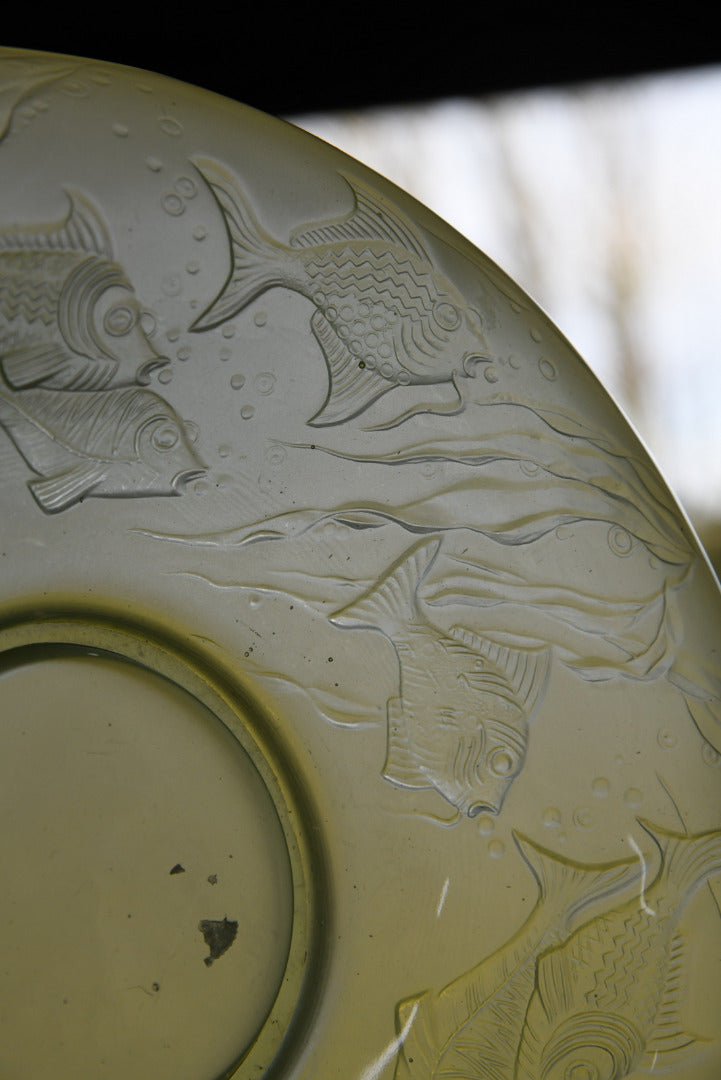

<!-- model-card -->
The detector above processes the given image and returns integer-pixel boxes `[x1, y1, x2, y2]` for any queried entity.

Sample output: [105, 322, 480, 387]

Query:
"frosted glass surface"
[0, 46, 719, 1080]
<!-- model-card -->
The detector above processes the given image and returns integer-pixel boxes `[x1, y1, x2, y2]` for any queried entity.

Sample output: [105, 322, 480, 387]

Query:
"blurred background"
[10, 10, 721, 568]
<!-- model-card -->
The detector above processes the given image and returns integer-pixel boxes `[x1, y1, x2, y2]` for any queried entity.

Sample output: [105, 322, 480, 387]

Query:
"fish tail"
[639, 820, 721, 902]
[190, 157, 286, 330]
[330, 537, 442, 630]
[513, 832, 641, 931]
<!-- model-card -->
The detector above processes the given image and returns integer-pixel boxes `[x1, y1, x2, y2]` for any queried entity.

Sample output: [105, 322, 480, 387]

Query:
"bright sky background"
[291, 66, 721, 525]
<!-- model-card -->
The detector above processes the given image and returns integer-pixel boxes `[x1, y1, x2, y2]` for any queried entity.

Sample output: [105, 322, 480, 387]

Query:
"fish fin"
[190, 157, 283, 330]
[59, 189, 114, 257]
[29, 462, 104, 512]
[361, 373, 466, 431]
[307, 311, 394, 425]
[330, 537, 442, 629]
[290, 173, 431, 262]
[637, 820, 721, 900]
[2, 336, 118, 391]
[639, 1033, 709, 1073]
[0, 189, 112, 257]
[513, 832, 641, 931]
[638, 932, 708, 1072]
[383, 697, 432, 789]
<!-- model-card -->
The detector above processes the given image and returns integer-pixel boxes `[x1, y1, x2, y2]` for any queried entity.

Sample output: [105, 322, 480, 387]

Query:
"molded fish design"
[191, 157, 490, 425]
[332, 538, 548, 817]
[515, 822, 721, 1079]
[0, 379, 205, 511]
[395, 835, 642, 1079]
[0, 190, 168, 390]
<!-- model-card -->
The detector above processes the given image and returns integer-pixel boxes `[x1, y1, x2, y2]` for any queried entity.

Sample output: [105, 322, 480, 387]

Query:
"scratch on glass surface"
[628, 833, 656, 917]
[436, 876, 450, 918]
[358, 1000, 419, 1080]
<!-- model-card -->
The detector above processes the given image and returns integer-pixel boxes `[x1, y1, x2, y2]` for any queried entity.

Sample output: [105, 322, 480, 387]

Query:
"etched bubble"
[397, 370, 411, 385]
[230, 374, 245, 390]
[219, 347, 232, 361]
[529, 327, 542, 342]
[161, 192, 185, 216]
[192, 225, 207, 241]
[573, 807, 592, 829]
[265, 445, 287, 468]
[624, 787, 643, 808]
[112, 122, 129, 138]
[508, 354, 522, 369]
[542, 806, 562, 827]
[255, 372, 276, 395]
[657, 728, 678, 750]
[166, 327, 180, 342]
[158, 115, 183, 137]
[476, 813, 495, 836]
[175, 176, 197, 198]
[488, 840, 505, 859]
[240, 405, 255, 420]
[222, 324, 236, 339]
[145, 156, 163, 172]
[176, 346, 191, 361]
[186, 260, 200, 275]
[158, 369, 172, 385]
[254, 311, 268, 327]
[61, 79, 89, 97]
[608, 525, 633, 556]
[218, 445, 231, 459]
[592, 777, 610, 797]
[483, 367, 499, 383]
[161, 275, 182, 297]
[538, 356, 557, 380]
[702, 742, 721, 767]
[183, 421, 200, 444]
[139, 312, 157, 336]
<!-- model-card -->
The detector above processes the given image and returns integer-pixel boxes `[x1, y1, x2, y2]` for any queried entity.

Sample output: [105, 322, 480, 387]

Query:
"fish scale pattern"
[591, 908, 668, 1016]
[437, 982, 533, 1080]
[305, 247, 438, 324]
[0, 266, 62, 326]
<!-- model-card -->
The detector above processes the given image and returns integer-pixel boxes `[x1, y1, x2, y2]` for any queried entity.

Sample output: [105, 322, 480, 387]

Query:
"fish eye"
[150, 423, 180, 451]
[103, 303, 138, 337]
[488, 748, 517, 777]
[433, 300, 461, 331]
